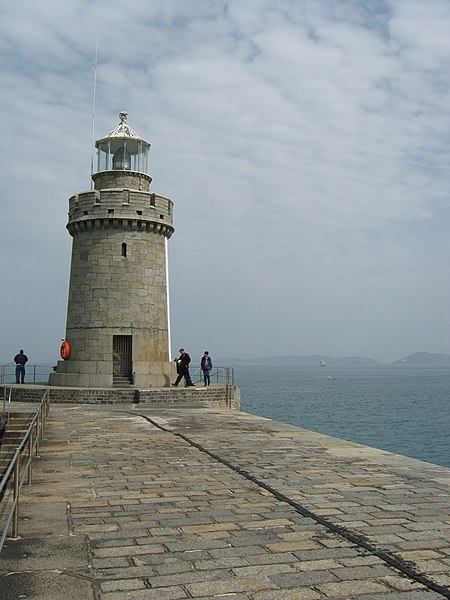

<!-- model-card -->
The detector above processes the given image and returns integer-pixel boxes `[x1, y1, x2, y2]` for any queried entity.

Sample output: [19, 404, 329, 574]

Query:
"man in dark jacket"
[14, 349, 28, 384]
[172, 349, 195, 387]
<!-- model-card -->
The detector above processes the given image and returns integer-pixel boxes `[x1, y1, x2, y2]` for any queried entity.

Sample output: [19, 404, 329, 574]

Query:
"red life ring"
[60, 341, 71, 360]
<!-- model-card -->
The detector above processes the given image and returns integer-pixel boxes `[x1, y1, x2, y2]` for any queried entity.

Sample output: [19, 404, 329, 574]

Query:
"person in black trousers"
[172, 349, 195, 387]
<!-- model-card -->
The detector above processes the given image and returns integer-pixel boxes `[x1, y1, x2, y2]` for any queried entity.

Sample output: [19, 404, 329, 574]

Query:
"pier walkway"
[1, 403, 449, 599]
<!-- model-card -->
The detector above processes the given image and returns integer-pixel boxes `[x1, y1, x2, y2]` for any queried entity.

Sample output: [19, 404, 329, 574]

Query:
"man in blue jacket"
[201, 351, 212, 386]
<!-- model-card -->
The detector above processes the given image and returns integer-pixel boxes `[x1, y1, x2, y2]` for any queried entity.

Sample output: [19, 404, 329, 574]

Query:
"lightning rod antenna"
[90, 33, 99, 189]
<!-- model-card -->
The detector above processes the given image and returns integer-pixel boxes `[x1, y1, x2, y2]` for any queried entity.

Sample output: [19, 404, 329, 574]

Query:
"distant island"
[218, 352, 450, 367]
[391, 352, 450, 367]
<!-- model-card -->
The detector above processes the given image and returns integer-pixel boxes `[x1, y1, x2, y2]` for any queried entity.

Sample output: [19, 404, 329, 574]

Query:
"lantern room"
[96, 111, 150, 174]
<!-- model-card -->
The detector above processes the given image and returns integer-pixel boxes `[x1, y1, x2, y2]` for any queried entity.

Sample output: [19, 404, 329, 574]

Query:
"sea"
[236, 364, 450, 469]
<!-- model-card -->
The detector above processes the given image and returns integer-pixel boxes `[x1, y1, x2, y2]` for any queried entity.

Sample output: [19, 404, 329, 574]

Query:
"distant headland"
[218, 352, 450, 367]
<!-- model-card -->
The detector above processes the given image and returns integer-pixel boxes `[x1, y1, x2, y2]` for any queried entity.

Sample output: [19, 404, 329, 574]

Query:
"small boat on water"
[319, 360, 326, 367]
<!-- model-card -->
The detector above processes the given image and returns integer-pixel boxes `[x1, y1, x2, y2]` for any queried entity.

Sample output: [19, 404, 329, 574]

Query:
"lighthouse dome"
[96, 112, 150, 174]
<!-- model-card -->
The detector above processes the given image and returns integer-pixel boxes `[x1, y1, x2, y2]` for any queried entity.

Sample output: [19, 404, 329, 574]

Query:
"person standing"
[201, 351, 212, 386]
[14, 349, 28, 384]
[172, 349, 195, 387]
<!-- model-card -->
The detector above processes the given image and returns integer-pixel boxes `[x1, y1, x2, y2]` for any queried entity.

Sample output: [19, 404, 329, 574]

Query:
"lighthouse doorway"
[113, 335, 133, 385]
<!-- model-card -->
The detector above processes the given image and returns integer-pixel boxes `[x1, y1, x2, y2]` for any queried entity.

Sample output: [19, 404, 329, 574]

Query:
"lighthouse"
[49, 112, 175, 388]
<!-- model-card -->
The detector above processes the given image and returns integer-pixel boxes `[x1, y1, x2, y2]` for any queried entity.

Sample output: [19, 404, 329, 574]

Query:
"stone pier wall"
[0, 384, 240, 410]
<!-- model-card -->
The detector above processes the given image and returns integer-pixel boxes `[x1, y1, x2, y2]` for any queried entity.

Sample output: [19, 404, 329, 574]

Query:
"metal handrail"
[0, 389, 50, 552]
[1, 363, 237, 386]
[190, 365, 235, 386]
[0, 364, 54, 385]
[2, 385, 12, 422]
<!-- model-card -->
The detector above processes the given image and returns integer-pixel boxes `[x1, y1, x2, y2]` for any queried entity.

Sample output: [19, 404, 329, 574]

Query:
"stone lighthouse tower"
[49, 112, 175, 388]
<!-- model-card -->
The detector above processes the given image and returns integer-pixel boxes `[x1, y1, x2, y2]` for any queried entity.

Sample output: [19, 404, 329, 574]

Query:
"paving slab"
[0, 403, 449, 599]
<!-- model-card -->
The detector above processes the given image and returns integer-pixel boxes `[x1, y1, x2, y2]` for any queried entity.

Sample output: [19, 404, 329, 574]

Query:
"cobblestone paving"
[1, 404, 449, 599]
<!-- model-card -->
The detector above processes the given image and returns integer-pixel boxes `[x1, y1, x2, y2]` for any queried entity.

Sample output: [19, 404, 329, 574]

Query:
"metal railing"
[189, 366, 235, 386]
[189, 366, 236, 408]
[0, 364, 54, 385]
[0, 389, 50, 552]
[0, 364, 237, 386]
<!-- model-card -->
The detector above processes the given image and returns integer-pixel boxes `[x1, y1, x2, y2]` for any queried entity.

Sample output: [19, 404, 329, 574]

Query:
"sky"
[1, 0, 449, 365]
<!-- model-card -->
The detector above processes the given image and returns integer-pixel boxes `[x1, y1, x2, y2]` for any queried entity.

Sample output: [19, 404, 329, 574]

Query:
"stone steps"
[112, 375, 133, 387]
[0, 411, 34, 476]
